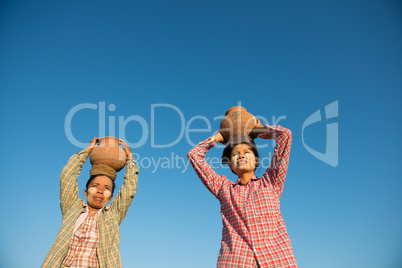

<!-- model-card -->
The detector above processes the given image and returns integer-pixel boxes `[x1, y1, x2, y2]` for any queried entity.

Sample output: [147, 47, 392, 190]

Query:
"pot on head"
[219, 106, 261, 144]
[90, 136, 127, 172]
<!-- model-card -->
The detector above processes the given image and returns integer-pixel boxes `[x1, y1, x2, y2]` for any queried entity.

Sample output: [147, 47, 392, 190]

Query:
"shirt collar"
[82, 201, 108, 213]
[83, 206, 103, 218]
[234, 175, 260, 185]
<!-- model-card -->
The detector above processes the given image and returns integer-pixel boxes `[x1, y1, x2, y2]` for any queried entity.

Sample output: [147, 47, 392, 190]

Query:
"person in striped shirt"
[188, 123, 298, 268]
[42, 137, 139, 268]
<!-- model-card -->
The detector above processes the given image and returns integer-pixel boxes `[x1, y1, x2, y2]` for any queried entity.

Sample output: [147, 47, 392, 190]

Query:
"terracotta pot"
[219, 106, 261, 143]
[90, 137, 127, 172]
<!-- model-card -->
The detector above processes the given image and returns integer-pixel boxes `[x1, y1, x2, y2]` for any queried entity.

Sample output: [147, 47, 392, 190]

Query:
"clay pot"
[90, 137, 127, 172]
[219, 106, 261, 143]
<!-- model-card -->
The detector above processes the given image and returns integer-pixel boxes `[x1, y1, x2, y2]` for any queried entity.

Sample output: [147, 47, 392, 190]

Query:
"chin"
[234, 169, 253, 175]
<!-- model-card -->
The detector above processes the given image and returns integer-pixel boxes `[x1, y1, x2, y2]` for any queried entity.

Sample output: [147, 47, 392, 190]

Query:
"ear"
[84, 189, 88, 199]
[228, 162, 238, 175]
[255, 157, 260, 168]
[228, 161, 234, 170]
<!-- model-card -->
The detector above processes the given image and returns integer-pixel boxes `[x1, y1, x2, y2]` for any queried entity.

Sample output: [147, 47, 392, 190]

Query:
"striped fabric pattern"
[188, 125, 298, 268]
[42, 149, 139, 268]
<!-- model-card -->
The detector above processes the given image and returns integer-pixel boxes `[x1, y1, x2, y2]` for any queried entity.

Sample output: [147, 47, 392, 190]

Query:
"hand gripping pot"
[90, 136, 127, 172]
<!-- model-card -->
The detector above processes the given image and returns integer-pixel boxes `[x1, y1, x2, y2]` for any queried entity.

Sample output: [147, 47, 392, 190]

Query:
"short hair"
[86, 175, 116, 195]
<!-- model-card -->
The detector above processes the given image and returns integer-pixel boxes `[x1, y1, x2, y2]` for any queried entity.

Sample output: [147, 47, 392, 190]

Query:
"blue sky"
[0, 0, 401, 267]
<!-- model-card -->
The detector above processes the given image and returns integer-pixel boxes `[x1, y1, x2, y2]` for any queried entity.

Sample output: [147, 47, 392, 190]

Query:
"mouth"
[93, 196, 104, 202]
[237, 160, 247, 166]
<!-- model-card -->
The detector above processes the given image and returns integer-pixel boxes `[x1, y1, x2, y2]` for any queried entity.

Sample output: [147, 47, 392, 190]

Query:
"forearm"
[187, 138, 225, 198]
[60, 149, 89, 214]
[266, 125, 292, 171]
[111, 157, 139, 223]
[258, 125, 291, 141]
[259, 125, 292, 196]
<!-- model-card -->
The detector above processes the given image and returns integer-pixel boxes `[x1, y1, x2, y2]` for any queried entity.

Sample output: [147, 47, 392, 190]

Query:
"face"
[229, 144, 258, 175]
[85, 175, 114, 210]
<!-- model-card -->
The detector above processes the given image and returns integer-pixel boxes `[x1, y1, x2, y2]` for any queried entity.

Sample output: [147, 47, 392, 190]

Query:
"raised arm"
[259, 125, 292, 198]
[108, 139, 139, 224]
[187, 133, 228, 199]
[60, 137, 99, 215]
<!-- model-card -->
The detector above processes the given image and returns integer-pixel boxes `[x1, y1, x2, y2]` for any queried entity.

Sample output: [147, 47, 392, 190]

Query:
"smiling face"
[84, 175, 114, 211]
[228, 143, 258, 175]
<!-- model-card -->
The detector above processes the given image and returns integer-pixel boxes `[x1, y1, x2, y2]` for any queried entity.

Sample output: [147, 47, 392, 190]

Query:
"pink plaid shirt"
[188, 125, 298, 268]
[62, 207, 101, 268]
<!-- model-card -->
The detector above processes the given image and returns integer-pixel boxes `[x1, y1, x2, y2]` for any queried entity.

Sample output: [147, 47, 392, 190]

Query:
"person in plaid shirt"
[42, 137, 139, 268]
[188, 123, 298, 268]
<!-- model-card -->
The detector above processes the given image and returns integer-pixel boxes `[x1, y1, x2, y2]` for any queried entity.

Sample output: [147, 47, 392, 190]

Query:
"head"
[86, 163, 117, 210]
[85, 175, 115, 210]
[222, 137, 260, 175]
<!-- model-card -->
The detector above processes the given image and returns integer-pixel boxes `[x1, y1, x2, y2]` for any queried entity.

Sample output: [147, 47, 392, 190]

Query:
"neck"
[237, 171, 255, 185]
[87, 205, 101, 216]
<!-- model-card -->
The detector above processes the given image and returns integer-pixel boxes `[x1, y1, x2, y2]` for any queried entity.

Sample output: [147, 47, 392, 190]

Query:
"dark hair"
[221, 137, 260, 174]
[86, 175, 116, 195]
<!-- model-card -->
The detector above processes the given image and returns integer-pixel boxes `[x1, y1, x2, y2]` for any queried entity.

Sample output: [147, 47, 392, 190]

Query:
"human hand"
[119, 139, 133, 158]
[86, 137, 99, 152]
[252, 118, 272, 137]
[254, 117, 264, 129]
[207, 132, 225, 145]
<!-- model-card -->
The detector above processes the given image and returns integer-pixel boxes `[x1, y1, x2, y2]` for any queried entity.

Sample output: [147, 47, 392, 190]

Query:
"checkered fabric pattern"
[62, 207, 101, 267]
[188, 125, 298, 268]
[42, 149, 139, 268]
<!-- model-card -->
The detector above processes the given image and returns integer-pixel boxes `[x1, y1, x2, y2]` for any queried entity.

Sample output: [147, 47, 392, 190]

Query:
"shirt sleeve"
[187, 138, 228, 199]
[108, 157, 139, 224]
[259, 125, 292, 198]
[60, 149, 89, 216]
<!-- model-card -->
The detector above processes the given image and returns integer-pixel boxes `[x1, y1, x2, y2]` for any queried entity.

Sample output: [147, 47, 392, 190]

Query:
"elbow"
[187, 150, 194, 160]
[284, 128, 292, 138]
